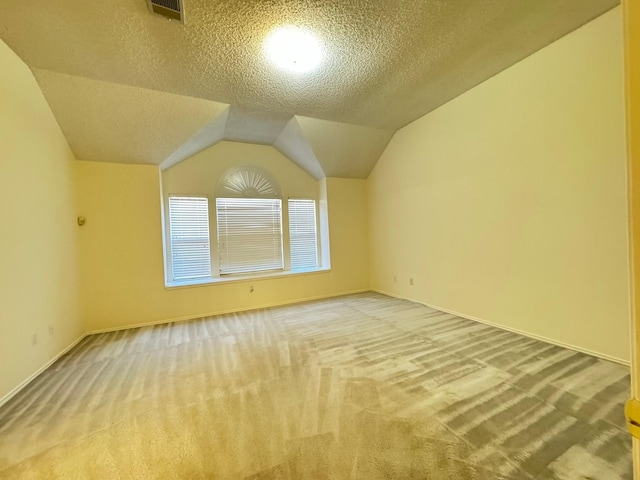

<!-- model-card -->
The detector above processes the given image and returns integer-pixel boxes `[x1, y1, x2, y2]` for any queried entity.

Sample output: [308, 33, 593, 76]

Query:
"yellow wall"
[163, 141, 318, 199]
[368, 7, 630, 362]
[76, 145, 369, 332]
[623, 0, 640, 472]
[0, 40, 83, 401]
[625, 0, 640, 388]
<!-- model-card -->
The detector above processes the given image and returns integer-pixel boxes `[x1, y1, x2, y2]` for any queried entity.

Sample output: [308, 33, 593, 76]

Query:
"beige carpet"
[0, 292, 632, 479]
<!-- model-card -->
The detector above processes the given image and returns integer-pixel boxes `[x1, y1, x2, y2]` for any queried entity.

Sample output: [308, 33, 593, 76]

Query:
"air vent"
[147, 0, 184, 22]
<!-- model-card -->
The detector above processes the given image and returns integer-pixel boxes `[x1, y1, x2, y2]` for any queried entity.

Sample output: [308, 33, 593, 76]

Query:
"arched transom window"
[166, 165, 319, 284]
[216, 167, 283, 275]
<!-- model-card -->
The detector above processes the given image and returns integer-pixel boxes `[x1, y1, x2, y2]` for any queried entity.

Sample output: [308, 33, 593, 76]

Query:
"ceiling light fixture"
[264, 26, 323, 73]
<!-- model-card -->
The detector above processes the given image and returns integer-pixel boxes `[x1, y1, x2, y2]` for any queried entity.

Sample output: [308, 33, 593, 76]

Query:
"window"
[288, 199, 318, 270]
[168, 196, 211, 281]
[163, 166, 326, 286]
[216, 198, 283, 275]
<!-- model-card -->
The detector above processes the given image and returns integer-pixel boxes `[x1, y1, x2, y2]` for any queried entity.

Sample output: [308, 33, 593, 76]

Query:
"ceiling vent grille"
[147, 0, 184, 22]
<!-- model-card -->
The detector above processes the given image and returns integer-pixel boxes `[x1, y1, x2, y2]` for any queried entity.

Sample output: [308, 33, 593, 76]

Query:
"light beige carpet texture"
[0, 293, 632, 479]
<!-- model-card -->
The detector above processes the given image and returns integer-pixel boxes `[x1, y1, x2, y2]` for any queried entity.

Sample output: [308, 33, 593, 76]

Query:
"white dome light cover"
[264, 26, 324, 73]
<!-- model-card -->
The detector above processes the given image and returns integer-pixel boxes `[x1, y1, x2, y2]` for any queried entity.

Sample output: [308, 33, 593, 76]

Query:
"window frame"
[162, 170, 328, 288]
[288, 198, 319, 271]
[167, 195, 212, 282]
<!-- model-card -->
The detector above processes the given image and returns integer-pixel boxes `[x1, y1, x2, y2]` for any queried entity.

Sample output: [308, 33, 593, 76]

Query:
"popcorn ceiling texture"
[0, 0, 618, 177]
[32, 69, 228, 165]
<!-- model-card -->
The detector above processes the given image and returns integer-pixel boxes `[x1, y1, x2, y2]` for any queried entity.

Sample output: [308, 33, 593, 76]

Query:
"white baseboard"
[0, 290, 369, 408]
[372, 289, 630, 367]
[86, 289, 371, 335]
[0, 334, 87, 409]
[12, 288, 618, 410]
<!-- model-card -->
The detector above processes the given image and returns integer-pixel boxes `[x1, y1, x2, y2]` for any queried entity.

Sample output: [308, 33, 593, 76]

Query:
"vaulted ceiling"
[0, 0, 618, 178]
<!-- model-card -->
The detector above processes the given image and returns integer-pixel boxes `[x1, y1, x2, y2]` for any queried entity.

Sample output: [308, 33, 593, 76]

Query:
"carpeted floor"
[0, 292, 632, 479]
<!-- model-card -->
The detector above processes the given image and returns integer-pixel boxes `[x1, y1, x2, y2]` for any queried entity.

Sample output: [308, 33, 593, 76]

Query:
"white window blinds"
[168, 196, 212, 281]
[216, 198, 284, 275]
[288, 199, 318, 270]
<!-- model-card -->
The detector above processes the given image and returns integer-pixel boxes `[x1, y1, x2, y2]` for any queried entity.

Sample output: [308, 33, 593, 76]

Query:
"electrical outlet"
[31, 334, 37, 346]
[49, 325, 55, 335]
[409, 278, 414, 286]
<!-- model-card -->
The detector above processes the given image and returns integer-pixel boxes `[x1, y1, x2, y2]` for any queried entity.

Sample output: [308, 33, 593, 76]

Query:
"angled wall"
[368, 8, 630, 362]
[0, 40, 83, 402]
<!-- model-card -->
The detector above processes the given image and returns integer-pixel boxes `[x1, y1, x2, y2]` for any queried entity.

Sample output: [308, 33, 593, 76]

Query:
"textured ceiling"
[32, 69, 228, 165]
[296, 117, 395, 179]
[0, 0, 619, 177]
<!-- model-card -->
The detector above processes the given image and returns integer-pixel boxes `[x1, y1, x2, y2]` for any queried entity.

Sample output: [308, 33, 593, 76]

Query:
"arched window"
[165, 164, 320, 285]
[216, 167, 284, 275]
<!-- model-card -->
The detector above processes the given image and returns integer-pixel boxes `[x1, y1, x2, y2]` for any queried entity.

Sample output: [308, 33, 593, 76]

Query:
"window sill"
[165, 267, 331, 290]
